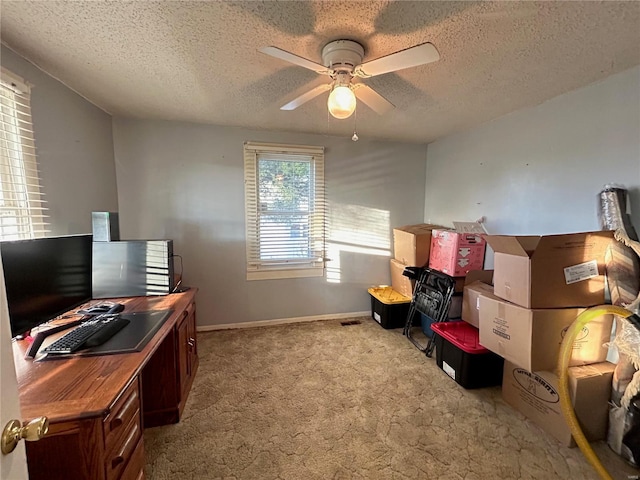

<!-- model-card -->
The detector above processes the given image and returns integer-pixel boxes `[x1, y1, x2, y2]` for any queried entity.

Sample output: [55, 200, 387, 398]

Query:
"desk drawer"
[119, 436, 145, 480]
[106, 413, 141, 480]
[105, 379, 140, 452]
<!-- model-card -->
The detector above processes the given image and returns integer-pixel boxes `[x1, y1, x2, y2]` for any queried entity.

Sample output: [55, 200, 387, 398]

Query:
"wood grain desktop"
[11, 289, 198, 480]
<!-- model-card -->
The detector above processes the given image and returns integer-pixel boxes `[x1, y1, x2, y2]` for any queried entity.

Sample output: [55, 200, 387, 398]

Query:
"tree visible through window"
[244, 142, 325, 280]
[258, 158, 311, 260]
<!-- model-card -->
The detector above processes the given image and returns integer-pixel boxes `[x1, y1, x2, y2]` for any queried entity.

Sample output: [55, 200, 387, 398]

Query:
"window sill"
[247, 268, 324, 281]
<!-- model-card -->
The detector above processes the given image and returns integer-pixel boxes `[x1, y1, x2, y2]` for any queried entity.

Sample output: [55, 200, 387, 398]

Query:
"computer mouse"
[92, 305, 112, 313]
[78, 303, 125, 315]
[108, 303, 125, 314]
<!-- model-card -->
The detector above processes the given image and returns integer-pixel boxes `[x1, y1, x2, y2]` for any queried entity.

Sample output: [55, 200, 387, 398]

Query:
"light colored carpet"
[144, 317, 638, 479]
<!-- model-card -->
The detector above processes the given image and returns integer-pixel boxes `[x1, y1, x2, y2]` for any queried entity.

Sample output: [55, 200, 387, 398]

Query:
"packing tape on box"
[575, 364, 611, 377]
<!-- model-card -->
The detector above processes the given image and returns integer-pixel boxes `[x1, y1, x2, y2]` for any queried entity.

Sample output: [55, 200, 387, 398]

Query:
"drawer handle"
[111, 390, 138, 430]
[111, 422, 139, 470]
[188, 338, 195, 348]
[111, 455, 125, 469]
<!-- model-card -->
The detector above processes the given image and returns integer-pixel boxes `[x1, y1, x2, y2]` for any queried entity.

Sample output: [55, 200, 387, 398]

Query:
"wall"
[112, 119, 427, 327]
[424, 66, 640, 246]
[1, 46, 118, 235]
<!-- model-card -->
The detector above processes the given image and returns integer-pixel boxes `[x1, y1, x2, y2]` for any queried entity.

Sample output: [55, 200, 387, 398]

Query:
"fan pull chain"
[352, 104, 358, 141]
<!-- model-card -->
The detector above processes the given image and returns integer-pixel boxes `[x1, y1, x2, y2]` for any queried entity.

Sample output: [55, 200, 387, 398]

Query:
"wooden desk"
[11, 289, 198, 480]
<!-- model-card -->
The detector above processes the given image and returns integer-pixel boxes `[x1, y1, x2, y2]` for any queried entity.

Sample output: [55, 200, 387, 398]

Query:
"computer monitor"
[1, 234, 93, 338]
[92, 239, 175, 298]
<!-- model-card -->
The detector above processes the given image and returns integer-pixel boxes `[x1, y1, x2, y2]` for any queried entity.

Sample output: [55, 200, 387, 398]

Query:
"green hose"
[558, 305, 634, 480]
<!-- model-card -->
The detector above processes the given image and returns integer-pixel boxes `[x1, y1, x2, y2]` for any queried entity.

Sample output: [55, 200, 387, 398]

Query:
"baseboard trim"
[197, 311, 370, 332]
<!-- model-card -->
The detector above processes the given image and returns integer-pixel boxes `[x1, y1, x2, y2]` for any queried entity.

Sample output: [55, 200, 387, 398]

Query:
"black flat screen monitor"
[1, 234, 93, 338]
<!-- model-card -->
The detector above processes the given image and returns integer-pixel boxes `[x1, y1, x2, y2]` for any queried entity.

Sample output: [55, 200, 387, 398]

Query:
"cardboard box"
[478, 296, 613, 372]
[484, 231, 614, 309]
[429, 229, 486, 277]
[393, 224, 444, 267]
[465, 269, 494, 286]
[390, 258, 414, 298]
[460, 270, 495, 327]
[462, 281, 501, 328]
[502, 361, 615, 446]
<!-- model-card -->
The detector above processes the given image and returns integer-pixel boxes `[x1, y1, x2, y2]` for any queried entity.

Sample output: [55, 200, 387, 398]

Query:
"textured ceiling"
[1, 1, 639, 143]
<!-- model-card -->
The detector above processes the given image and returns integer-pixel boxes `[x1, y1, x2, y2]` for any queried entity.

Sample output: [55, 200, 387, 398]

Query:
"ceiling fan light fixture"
[327, 85, 356, 119]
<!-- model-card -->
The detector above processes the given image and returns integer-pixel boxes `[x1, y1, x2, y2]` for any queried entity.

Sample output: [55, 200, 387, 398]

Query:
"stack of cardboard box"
[367, 224, 441, 330]
[390, 224, 443, 298]
[461, 231, 616, 446]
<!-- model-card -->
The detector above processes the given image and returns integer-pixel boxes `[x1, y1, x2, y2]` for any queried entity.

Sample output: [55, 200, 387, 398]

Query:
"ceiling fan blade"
[259, 46, 328, 74]
[355, 42, 440, 78]
[280, 84, 331, 110]
[353, 84, 395, 115]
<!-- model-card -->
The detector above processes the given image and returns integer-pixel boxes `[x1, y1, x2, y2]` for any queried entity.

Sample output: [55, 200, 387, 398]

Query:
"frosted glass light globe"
[327, 86, 356, 119]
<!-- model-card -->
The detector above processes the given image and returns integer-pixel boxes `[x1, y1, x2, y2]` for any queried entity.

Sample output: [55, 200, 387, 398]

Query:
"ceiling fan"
[259, 40, 440, 119]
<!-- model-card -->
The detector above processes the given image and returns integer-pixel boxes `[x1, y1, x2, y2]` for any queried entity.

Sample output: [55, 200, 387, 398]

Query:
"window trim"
[0, 68, 29, 94]
[244, 141, 326, 281]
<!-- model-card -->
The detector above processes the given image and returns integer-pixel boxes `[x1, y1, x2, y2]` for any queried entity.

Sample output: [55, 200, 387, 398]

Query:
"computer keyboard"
[42, 315, 130, 354]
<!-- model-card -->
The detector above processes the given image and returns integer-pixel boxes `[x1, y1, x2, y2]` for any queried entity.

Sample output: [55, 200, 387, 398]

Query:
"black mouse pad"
[41, 310, 173, 359]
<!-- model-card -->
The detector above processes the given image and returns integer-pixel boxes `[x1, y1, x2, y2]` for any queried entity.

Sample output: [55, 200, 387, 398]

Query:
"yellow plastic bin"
[368, 286, 412, 329]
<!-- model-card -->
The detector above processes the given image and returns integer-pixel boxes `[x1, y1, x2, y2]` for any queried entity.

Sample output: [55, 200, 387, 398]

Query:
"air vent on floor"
[340, 320, 362, 326]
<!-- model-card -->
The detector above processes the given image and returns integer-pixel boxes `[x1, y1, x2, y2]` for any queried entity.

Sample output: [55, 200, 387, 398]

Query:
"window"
[244, 142, 326, 280]
[0, 68, 47, 240]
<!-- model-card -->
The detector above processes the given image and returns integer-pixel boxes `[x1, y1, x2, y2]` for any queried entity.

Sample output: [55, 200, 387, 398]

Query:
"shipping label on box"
[502, 361, 614, 446]
[485, 231, 614, 309]
[392, 224, 444, 267]
[429, 229, 486, 277]
[478, 296, 612, 372]
[390, 258, 414, 298]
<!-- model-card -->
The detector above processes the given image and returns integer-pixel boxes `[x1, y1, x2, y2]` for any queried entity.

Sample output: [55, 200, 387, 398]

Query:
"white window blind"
[244, 142, 326, 280]
[0, 68, 47, 240]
